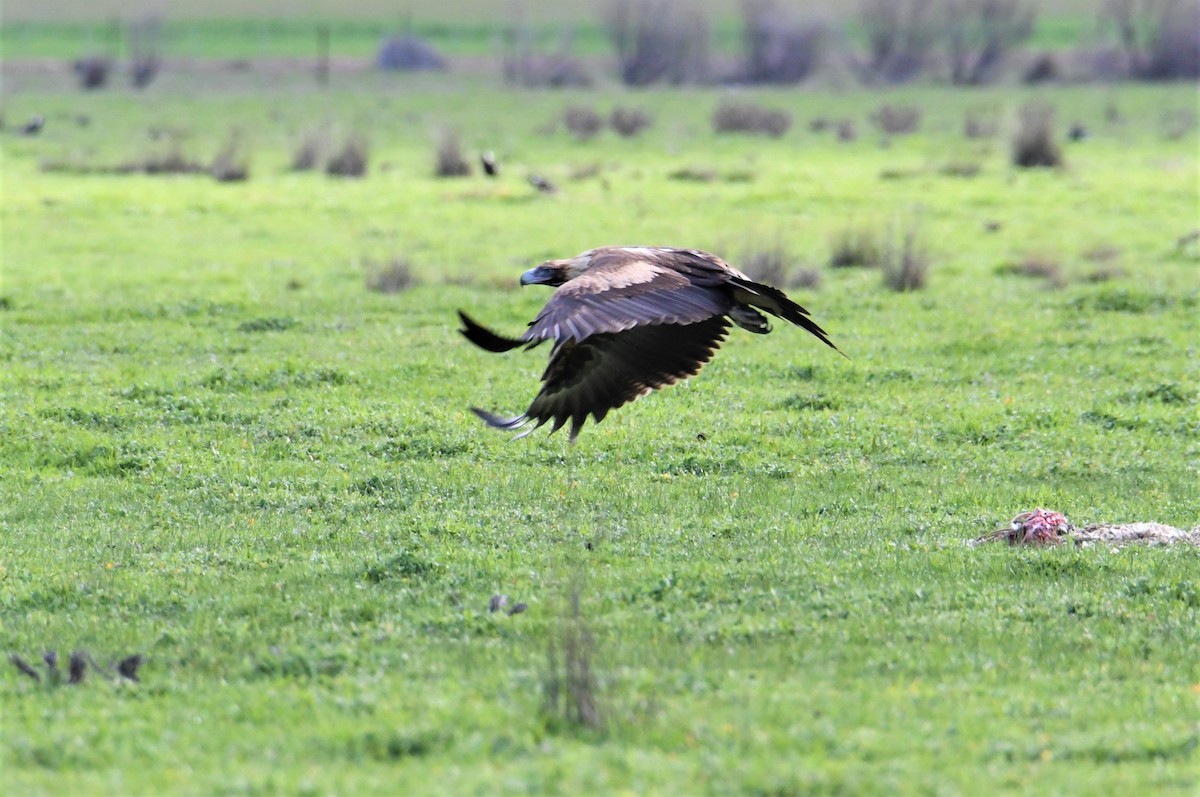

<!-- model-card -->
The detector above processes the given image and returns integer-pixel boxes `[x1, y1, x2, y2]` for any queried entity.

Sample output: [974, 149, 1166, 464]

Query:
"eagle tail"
[729, 277, 844, 356]
[458, 310, 526, 353]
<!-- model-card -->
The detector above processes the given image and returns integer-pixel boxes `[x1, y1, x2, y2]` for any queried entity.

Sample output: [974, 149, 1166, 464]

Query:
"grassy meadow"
[2, 37, 1199, 797]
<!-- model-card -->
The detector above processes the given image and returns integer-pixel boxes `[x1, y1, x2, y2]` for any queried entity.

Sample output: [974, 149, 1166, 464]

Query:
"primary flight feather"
[459, 246, 841, 441]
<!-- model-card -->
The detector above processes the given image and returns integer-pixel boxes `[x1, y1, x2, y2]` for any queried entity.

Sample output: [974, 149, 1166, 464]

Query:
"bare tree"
[944, 0, 1036, 85]
[854, 0, 939, 83]
[738, 0, 828, 83]
[1105, 0, 1200, 79]
[605, 0, 710, 86]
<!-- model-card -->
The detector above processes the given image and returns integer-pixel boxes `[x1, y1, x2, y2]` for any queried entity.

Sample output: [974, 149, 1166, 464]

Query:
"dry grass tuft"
[326, 133, 369, 178]
[211, 132, 250, 182]
[829, 226, 883, 269]
[881, 223, 931, 292]
[366, 257, 418, 294]
[964, 107, 1000, 138]
[541, 589, 604, 734]
[291, 127, 328, 172]
[564, 106, 604, 141]
[434, 129, 472, 177]
[609, 106, 652, 137]
[1012, 102, 1063, 168]
[712, 100, 791, 137]
[872, 104, 922, 135]
[997, 255, 1065, 287]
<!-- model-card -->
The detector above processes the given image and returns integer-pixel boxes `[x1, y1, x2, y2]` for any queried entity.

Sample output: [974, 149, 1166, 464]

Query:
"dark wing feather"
[474, 317, 730, 442]
[728, 276, 842, 354]
[458, 310, 541, 353]
[524, 249, 733, 343]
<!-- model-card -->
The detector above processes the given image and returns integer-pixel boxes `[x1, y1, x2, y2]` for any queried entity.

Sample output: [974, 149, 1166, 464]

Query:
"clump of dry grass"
[541, 589, 603, 733]
[997, 254, 1065, 287]
[291, 127, 328, 171]
[939, 160, 982, 178]
[210, 131, 250, 182]
[564, 106, 604, 141]
[712, 100, 791, 137]
[829, 226, 883, 269]
[836, 119, 858, 142]
[73, 56, 112, 90]
[609, 106, 652, 137]
[1012, 102, 1063, 168]
[366, 257, 418, 294]
[434, 129, 471, 177]
[964, 107, 999, 138]
[872, 104, 922, 135]
[326, 133, 369, 178]
[881, 223, 930, 292]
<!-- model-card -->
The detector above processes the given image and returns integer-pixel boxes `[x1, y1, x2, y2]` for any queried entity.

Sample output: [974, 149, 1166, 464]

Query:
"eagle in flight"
[458, 246, 840, 441]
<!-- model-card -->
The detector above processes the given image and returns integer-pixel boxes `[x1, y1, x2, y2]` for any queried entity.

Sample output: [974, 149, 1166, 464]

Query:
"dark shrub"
[377, 35, 447, 71]
[1023, 51, 1061, 83]
[73, 57, 112, 90]
[712, 100, 792, 137]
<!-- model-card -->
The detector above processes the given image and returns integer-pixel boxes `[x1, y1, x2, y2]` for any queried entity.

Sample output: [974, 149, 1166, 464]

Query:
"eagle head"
[520, 252, 593, 287]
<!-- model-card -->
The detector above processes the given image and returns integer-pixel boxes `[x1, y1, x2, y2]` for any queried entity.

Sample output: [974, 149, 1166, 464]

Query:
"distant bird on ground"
[481, 151, 498, 177]
[19, 115, 45, 136]
[459, 246, 841, 441]
[528, 174, 556, 194]
[1067, 123, 1089, 141]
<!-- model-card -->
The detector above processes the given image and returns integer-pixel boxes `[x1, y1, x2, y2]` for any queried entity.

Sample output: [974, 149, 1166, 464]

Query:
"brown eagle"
[459, 246, 840, 441]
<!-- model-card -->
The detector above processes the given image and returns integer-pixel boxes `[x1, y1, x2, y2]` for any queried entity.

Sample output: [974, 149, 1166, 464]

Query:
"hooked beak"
[519, 264, 555, 286]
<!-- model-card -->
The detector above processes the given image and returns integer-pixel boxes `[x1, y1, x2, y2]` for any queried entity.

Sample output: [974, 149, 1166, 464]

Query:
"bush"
[872, 104, 922, 135]
[326, 134, 369, 178]
[854, 0, 938, 83]
[1012, 102, 1063, 168]
[605, 0, 710, 86]
[609, 106, 652, 137]
[712, 100, 791, 137]
[945, 0, 1036, 85]
[737, 1, 827, 84]
[434, 129, 471, 177]
[563, 106, 604, 141]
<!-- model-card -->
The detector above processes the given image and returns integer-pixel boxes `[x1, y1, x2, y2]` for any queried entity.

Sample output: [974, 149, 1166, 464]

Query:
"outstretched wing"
[473, 316, 731, 442]
[524, 248, 734, 343]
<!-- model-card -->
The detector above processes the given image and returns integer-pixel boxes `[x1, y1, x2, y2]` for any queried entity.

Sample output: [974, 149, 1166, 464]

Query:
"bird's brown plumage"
[459, 246, 840, 441]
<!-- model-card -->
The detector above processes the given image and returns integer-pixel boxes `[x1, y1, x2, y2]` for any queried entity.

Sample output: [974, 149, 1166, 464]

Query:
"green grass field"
[2, 57, 1199, 796]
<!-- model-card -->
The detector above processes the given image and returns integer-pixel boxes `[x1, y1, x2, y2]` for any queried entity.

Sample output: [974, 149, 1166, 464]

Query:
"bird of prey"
[459, 246, 840, 441]
[481, 151, 498, 177]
